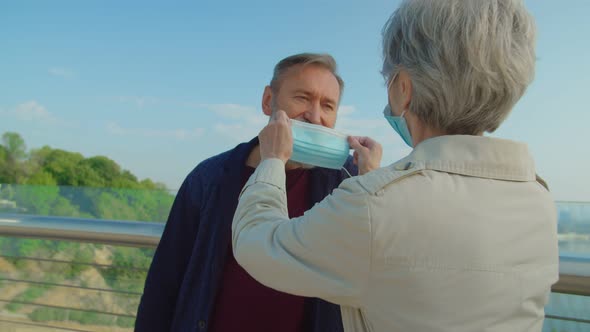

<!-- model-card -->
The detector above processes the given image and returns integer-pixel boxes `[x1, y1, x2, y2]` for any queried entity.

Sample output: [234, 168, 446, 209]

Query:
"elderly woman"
[232, 0, 559, 331]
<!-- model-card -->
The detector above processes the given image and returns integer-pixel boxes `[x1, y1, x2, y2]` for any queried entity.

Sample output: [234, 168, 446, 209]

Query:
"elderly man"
[135, 53, 355, 332]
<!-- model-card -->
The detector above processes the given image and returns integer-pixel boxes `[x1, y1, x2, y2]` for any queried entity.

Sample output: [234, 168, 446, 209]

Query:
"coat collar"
[399, 135, 536, 182]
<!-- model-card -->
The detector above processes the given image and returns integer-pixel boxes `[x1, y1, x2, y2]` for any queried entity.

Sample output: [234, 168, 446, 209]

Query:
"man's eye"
[323, 104, 335, 111]
[295, 95, 308, 101]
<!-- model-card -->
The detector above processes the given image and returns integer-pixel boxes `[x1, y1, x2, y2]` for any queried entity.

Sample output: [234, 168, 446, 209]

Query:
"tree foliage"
[0, 132, 174, 222]
[0, 132, 170, 328]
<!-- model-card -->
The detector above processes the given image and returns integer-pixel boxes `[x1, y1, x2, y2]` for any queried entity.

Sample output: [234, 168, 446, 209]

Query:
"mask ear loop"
[341, 167, 353, 179]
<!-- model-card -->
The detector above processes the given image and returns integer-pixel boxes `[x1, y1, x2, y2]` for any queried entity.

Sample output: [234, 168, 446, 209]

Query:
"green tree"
[29, 145, 53, 162]
[1, 132, 176, 327]
[73, 162, 105, 187]
[83, 156, 121, 185]
[2, 132, 27, 161]
[1, 132, 27, 183]
[14, 184, 60, 215]
[25, 170, 57, 186]
[1, 131, 174, 221]
[0, 145, 9, 183]
[100, 247, 153, 293]
[41, 149, 84, 185]
[50, 196, 81, 217]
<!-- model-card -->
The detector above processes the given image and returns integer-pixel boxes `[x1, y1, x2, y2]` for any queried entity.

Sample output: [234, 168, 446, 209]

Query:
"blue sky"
[1, 1, 589, 201]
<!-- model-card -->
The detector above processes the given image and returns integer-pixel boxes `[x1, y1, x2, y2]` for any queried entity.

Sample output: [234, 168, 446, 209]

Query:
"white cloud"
[338, 105, 356, 116]
[213, 123, 261, 143]
[0, 101, 70, 127]
[116, 96, 159, 109]
[335, 105, 386, 135]
[107, 122, 205, 141]
[48, 67, 75, 78]
[0, 101, 77, 128]
[201, 103, 258, 119]
[202, 103, 268, 142]
[14, 101, 54, 122]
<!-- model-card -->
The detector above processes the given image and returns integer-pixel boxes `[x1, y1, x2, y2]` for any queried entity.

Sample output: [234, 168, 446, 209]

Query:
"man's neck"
[246, 145, 302, 170]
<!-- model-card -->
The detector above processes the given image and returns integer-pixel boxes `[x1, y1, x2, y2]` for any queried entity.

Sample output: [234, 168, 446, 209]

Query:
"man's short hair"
[270, 53, 344, 97]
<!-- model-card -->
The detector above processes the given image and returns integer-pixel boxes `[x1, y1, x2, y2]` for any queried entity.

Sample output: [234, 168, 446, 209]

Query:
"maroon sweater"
[209, 166, 311, 332]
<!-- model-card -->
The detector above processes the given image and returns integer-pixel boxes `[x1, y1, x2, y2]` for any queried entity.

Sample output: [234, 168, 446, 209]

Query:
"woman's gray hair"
[382, 0, 536, 134]
[270, 53, 344, 96]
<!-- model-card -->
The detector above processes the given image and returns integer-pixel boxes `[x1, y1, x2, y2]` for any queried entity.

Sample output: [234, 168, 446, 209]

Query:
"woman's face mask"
[384, 72, 414, 147]
[383, 105, 413, 147]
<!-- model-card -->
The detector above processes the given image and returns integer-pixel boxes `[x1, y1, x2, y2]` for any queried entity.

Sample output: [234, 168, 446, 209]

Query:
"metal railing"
[1, 213, 589, 331]
[1, 213, 588, 294]
[0, 214, 155, 331]
[0, 213, 163, 248]
[554, 253, 590, 297]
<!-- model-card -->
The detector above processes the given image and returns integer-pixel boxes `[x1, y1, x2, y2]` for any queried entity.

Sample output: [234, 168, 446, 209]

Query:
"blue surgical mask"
[290, 120, 350, 170]
[383, 105, 413, 147]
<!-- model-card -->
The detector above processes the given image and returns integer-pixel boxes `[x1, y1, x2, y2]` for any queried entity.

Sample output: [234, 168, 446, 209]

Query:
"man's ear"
[262, 86, 273, 116]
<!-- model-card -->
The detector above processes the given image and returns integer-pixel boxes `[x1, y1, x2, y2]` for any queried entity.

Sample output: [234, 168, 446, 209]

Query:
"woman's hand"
[348, 136, 382, 175]
[258, 110, 293, 164]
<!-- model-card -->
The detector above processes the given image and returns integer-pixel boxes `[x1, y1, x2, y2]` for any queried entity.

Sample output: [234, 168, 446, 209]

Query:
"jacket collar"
[399, 135, 537, 182]
[222, 137, 259, 175]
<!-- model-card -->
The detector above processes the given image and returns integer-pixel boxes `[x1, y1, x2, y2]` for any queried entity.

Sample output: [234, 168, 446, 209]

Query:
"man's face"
[262, 64, 341, 128]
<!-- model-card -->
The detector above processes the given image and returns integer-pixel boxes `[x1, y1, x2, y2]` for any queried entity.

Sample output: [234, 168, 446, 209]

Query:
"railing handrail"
[0, 213, 163, 248]
[1, 212, 589, 296]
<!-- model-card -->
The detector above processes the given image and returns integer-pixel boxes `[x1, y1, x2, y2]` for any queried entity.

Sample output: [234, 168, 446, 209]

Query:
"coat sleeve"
[135, 176, 201, 331]
[232, 158, 372, 307]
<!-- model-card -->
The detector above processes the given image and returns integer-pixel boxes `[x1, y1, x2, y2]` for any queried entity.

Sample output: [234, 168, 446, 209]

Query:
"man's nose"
[303, 105, 322, 125]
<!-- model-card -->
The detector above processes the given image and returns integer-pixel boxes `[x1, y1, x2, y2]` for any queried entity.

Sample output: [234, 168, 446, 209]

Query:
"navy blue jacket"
[135, 138, 357, 332]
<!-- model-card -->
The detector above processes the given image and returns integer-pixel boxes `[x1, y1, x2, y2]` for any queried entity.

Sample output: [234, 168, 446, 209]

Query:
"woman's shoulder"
[350, 160, 427, 196]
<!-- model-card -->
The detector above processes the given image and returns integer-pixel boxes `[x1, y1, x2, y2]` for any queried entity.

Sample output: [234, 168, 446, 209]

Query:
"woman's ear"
[398, 70, 413, 111]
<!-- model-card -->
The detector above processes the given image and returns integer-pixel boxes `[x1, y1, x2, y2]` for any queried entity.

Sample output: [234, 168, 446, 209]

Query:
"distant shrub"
[7, 285, 50, 312]
[29, 307, 67, 322]
[5, 303, 22, 312]
[69, 310, 115, 326]
[116, 316, 136, 328]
